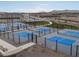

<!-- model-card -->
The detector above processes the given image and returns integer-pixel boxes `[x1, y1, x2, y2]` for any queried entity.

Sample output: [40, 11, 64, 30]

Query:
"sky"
[0, 1, 79, 12]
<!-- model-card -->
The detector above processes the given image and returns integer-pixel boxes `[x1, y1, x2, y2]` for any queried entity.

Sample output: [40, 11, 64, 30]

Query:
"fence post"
[28, 33, 29, 41]
[39, 31, 40, 37]
[17, 24, 19, 30]
[18, 34, 20, 44]
[7, 32, 9, 39]
[4, 28, 6, 37]
[44, 30, 45, 35]
[76, 45, 78, 57]
[49, 28, 51, 34]
[35, 35, 37, 44]
[45, 37, 47, 48]
[70, 44, 72, 56]
[25, 25, 27, 30]
[56, 40, 58, 52]
[12, 32, 15, 42]
[2, 29, 5, 37]
[0, 30, 1, 36]
[23, 25, 25, 30]
[31, 32, 33, 42]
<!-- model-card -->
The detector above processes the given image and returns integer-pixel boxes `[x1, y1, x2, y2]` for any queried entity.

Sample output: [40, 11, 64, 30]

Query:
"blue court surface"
[34, 27, 50, 32]
[0, 24, 7, 31]
[0, 24, 7, 27]
[0, 23, 18, 28]
[9, 22, 24, 27]
[63, 30, 79, 37]
[14, 31, 32, 38]
[0, 22, 25, 30]
[47, 36, 76, 45]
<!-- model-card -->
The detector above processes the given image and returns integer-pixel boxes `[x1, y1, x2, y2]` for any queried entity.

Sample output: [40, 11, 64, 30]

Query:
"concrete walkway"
[0, 39, 16, 51]
[0, 39, 35, 56]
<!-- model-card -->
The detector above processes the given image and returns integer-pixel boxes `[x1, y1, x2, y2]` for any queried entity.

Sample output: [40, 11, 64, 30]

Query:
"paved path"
[0, 38, 35, 56]
[0, 39, 16, 51]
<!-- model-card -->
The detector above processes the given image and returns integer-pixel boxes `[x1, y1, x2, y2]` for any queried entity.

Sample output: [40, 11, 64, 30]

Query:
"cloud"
[11, 3, 51, 13]
[25, 3, 51, 12]
[16, 3, 51, 12]
[39, 4, 49, 6]
[0, 3, 51, 13]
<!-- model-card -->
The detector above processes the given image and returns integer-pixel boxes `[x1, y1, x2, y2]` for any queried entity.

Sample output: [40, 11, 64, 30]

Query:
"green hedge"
[22, 21, 49, 26]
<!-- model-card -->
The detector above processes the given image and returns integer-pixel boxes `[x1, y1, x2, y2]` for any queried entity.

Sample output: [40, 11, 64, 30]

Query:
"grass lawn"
[47, 21, 79, 30]
[22, 21, 49, 26]
[22, 20, 79, 30]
